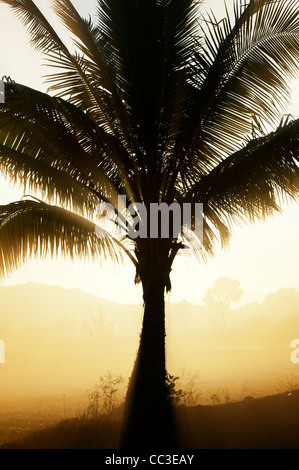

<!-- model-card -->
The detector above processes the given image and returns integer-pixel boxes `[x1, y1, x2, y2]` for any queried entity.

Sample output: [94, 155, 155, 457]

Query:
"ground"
[1, 389, 299, 449]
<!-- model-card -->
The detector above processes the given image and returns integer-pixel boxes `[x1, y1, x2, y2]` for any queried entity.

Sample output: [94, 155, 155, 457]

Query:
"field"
[1, 388, 299, 449]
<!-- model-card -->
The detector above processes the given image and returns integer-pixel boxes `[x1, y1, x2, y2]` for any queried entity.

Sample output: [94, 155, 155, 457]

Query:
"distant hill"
[0, 282, 299, 341]
[0, 282, 142, 336]
[0, 282, 219, 340]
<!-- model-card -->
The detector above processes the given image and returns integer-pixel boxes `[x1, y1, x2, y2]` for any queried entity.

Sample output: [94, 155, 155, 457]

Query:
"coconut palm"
[0, 0, 298, 448]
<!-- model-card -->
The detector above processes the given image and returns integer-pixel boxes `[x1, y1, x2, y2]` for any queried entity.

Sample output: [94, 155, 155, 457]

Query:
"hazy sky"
[0, 0, 298, 306]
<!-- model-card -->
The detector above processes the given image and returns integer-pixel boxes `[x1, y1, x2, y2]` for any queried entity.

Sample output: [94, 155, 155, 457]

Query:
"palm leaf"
[183, 0, 299, 164]
[0, 0, 117, 127]
[0, 198, 133, 277]
[0, 81, 141, 207]
[184, 118, 299, 232]
[92, 0, 201, 183]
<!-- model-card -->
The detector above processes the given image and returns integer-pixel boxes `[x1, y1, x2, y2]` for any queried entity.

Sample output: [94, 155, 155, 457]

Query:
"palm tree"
[0, 0, 298, 448]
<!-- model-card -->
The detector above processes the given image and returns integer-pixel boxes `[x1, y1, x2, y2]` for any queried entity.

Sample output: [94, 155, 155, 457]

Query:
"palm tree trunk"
[121, 263, 178, 449]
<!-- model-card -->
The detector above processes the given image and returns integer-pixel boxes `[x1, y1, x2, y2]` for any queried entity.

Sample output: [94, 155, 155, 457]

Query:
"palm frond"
[49, 0, 204, 201]
[184, 0, 299, 162]
[93, 0, 201, 174]
[0, 81, 141, 208]
[0, 0, 117, 128]
[47, 0, 133, 140]
[184, 118, 299, 232]
[0, 198, 133, 277]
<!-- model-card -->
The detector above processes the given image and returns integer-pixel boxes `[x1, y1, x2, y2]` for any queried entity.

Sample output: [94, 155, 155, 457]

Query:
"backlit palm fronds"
[0, 0, 298, 271]
[175, 0, 299, 179]
[184, 118, 299, 232]
[0, 81, 139, 212]
[0, 198, 127, 277]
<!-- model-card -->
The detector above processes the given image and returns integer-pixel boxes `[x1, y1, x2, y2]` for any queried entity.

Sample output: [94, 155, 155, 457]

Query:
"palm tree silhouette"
[0, 0, 298, 448]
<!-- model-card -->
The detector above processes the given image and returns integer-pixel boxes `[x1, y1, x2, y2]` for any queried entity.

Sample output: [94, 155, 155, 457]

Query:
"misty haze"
[1, 280, 299, 447]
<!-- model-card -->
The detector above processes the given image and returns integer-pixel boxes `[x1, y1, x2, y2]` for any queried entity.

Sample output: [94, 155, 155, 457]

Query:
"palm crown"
[0, 0, 298, 448]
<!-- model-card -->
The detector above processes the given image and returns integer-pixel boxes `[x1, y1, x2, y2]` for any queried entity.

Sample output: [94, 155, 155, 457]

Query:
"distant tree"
[82, 308, 115, 342]
[204, 277, 244, 328]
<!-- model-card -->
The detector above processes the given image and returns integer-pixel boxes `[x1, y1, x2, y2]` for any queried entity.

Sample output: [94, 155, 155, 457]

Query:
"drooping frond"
[0, 81, 141, 210]
[0, 198, 129, 277]
[184, 118, 299, 231]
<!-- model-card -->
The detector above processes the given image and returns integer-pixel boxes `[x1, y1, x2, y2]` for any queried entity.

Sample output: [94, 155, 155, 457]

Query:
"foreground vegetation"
[2, 373, 299, 449]
[2, 388, 299, 449]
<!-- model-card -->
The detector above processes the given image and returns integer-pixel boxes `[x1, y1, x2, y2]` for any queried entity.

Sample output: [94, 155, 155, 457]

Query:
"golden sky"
[0, 0, 298, 306]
